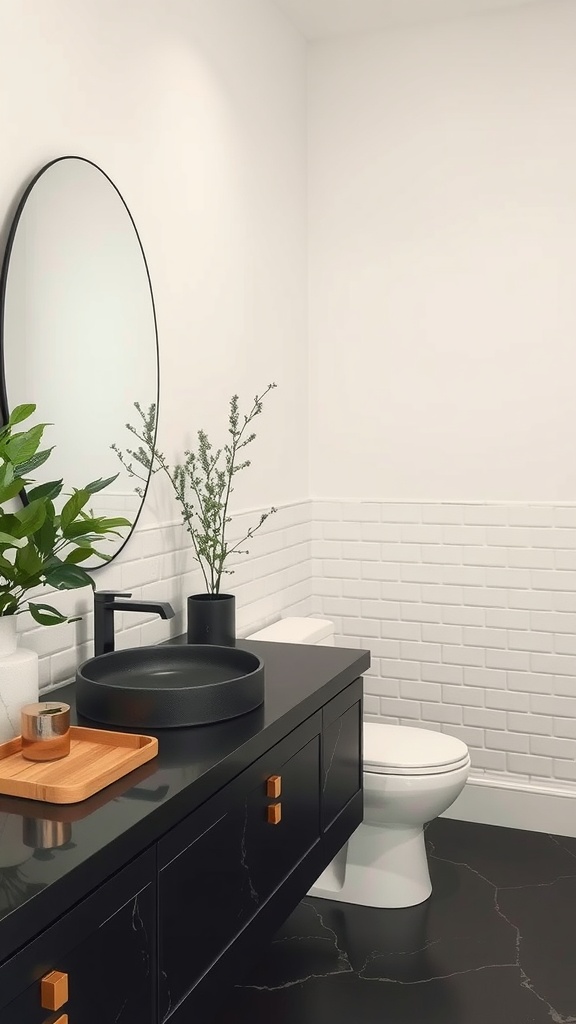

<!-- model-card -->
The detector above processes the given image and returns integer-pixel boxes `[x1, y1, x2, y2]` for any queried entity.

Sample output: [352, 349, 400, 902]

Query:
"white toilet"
[247, 616, 470, 909]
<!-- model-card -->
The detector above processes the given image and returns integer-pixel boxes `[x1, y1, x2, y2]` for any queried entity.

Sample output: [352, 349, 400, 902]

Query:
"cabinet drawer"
[0, 849, 155, 1024]
[159, 716, 321, 1021]
[322, 677, 363, 831]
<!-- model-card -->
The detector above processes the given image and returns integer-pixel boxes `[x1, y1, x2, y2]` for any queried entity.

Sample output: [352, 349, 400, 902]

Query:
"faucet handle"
[94, 590, 132, 603]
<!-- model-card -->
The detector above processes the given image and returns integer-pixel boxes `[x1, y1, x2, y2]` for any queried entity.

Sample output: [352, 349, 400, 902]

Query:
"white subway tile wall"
[311, 501, 576, 794]
[19, 502, 314, 693]
[19, 496, 576, 798]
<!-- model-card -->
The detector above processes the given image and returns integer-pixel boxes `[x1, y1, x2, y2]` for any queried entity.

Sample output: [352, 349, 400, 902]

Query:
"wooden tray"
[0, 726, 158, 804]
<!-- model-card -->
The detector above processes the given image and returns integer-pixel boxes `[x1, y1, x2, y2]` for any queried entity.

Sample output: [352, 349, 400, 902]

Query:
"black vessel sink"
[76, 645, 264, 729]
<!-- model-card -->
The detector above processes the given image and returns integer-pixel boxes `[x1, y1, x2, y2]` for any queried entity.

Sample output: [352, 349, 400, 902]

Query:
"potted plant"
[0, 403, 130, 741]
[112, 384, 277, 645]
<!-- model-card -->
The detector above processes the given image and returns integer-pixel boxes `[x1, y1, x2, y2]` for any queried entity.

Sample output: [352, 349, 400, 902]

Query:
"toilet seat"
[363, 722, 470, 776]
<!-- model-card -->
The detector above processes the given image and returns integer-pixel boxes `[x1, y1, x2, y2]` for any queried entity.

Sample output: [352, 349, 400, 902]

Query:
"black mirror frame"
[0, 155, 160, 568]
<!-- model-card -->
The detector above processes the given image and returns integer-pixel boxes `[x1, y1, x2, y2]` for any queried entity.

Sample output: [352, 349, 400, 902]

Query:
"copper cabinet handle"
[41, 969, 68, 1010]
[267, 802, 282, 825]
[266, 775, 282, 798]
[54, 1016, 68, 1024]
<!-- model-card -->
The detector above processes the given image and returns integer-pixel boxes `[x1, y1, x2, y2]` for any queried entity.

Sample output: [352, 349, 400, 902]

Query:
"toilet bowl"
[308, 722, 470, 908]
[246, 617, 470, 909]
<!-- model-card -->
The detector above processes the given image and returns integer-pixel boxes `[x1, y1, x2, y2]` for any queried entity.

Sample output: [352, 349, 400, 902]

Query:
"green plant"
[112, 384, 277, 594]
[0, 404, 130, 625]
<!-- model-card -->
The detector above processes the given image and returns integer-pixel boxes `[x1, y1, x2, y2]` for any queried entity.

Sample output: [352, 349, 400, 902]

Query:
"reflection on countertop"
[0, 697, 266, 916]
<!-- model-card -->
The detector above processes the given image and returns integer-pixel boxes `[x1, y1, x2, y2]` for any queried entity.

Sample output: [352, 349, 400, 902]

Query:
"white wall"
[0, 0, 311, 676]
[308, 0, 576, 501]
[307, 1, 576, 823]
[1, 0, 309, 510]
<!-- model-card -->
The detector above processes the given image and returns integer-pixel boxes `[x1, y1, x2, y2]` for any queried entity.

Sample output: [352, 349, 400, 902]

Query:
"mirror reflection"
[0, 156, 159, 564]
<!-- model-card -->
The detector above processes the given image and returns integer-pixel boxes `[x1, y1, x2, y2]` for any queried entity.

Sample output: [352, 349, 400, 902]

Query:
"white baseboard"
[441, 773, 576, 838]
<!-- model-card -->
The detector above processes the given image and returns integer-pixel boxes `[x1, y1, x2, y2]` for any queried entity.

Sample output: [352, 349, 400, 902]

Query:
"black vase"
[186, 594, 236, 646]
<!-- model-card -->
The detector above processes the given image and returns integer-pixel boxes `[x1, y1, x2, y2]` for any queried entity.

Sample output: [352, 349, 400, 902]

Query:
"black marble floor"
[214, 817, 576, 1024]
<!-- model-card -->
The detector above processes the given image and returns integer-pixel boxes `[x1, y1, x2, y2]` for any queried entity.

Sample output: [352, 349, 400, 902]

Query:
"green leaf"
[64, 548, 94, 565]
[5, 424, 46, 466]
[8, 404, 36, 426]
[97, 516, 131, 529]
[13, 499, 46, 538]
[0, 462, 14, 492]
[44, 563, 94, 591]
[0, 531, 25, 549]
[83, 474, 119, 494]
[34, 517, 57, 557]
[28, 602, 68, 626]
[0, 476, 26, 503]
[62, 518, 100, 539]
[0, 593, 18, 614]
[26, 479, 63, 503]
[60, 489, 91, 531]
[15, 542, 43, 578]
[16, 447, 54, 477]
[66, 535, 101, 547]
[62, 516, 128, 539]
[0, 556, 16, 581]
[87, 549, 112, 561]
[40, 554, 61, 570]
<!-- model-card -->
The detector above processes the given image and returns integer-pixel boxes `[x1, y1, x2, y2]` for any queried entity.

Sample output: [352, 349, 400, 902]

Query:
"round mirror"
[0, 156, 159, 566]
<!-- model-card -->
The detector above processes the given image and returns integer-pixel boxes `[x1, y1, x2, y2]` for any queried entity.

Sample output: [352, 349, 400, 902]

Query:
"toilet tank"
[246, 617, 335, 646]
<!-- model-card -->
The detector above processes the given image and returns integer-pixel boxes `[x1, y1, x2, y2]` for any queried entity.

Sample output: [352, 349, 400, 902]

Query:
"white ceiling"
[271, 0, 545, 38]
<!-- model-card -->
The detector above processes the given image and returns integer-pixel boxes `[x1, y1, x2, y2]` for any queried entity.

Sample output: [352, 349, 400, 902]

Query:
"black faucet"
[93, 591, 175, 657]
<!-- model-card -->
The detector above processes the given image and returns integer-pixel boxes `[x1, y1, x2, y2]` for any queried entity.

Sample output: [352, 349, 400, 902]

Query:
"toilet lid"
[363, 723, 470, 776]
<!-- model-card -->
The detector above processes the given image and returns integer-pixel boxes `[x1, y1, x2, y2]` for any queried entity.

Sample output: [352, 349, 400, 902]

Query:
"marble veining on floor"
[215, 818, 576, 1024]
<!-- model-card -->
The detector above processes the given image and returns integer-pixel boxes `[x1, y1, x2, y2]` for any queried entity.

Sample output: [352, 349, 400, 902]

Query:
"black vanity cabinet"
[159, 714, 322, 1023]
[158, 678, 363, 1024]
[0, 642, 369, 1024]
[0, 849, 155, 1024]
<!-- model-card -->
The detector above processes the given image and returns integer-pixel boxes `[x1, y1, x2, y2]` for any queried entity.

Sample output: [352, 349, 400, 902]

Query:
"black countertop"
[0, 639, 369, 965]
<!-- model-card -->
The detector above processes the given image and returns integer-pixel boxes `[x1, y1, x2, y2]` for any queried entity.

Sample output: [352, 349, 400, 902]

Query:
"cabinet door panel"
[3, 883, 154, 1024]
[159, 804, 255, 1021]
[322, 678, 363, 831]
[0, 850, 155, 1024]
[1, 985, 44, 1024]
[245, 732, 320, 897]
[63, 879, 155, 1023]
[159, 732, 320, 1021]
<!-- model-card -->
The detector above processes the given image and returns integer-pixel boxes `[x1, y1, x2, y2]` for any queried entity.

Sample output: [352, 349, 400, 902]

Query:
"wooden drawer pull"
[266, 774, 282, 798]
[267, 802, 282, 825]
[41, 969, 68, 1010]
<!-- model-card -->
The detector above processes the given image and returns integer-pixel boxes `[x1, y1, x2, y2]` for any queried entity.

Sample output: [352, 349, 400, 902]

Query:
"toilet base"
[308, 821, 432, 909]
